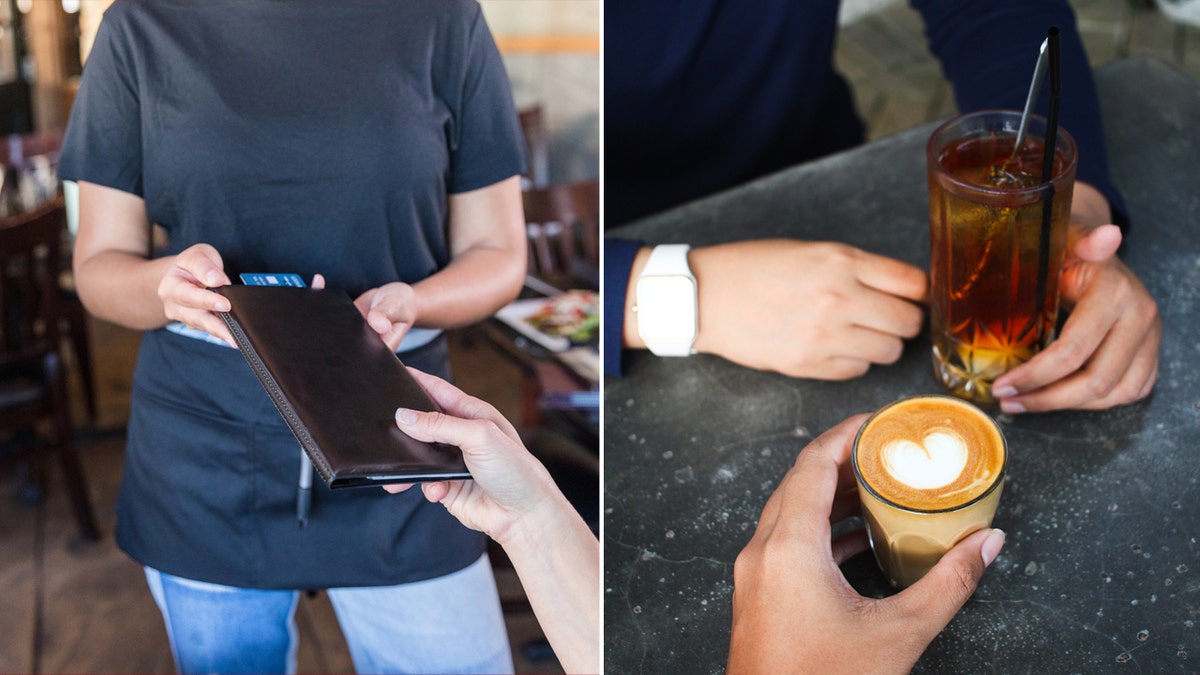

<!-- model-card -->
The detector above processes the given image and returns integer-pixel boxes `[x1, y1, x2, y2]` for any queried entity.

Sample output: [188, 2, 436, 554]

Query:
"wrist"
[491, 483, 574, 551]
[622, 247, 653, 348]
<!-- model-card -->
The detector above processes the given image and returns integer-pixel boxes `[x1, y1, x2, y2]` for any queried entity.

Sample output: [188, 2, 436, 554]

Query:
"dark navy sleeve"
[911, 0, 1129, 230]
[603, 237, 644, 377]
[447, 5, 525, 193]
[59, 4, 142, 196]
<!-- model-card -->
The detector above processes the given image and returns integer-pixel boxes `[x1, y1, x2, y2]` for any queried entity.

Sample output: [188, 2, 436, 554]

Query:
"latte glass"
[852, 395, 1007, 588]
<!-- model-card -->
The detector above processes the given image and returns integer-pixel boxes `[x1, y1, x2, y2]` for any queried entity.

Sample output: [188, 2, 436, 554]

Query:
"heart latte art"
[880, 430, 969, 490]
[855, 396, 1006, 511]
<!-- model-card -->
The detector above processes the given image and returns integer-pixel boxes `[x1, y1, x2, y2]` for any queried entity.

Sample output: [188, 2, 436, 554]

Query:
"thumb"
[887, 528, 1005, 641]
[1069, 224, 1122, 263]
[396, 407, 494, 454]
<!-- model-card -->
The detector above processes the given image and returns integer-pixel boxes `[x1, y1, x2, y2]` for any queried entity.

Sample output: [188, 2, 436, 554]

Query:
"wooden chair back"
[0, 196, 66, 363]
[0, 196, 98, 541]
[522, 179, 599, 290]
[518, 104, 550, 189]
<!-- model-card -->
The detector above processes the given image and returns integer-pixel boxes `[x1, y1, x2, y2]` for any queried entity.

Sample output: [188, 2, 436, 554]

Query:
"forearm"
[74, 249, 177, 331]
[496, 497, 600, 674]
[413, 175, 525, 328]
[411, 246, 525, 328]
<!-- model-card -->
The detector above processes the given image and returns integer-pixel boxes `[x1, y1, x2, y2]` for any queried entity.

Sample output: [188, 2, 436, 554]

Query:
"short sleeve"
[58, 4, 143, 197]
[446, 7, 525, 194]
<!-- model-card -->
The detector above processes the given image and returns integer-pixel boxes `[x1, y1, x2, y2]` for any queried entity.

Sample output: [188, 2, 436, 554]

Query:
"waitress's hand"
[156, 243, 235, 345]
[728, 415, 1005, 674]
[384, 369, 562, 543]
[353, 282, 419, 351]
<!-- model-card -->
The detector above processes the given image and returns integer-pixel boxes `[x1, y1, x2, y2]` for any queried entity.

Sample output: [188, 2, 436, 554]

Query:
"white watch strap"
[638, 244, 697, 357]
[641, 243, 693, 277]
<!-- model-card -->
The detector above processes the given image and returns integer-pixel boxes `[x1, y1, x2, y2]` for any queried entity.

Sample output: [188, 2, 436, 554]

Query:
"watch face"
[636, 275, 697, 344]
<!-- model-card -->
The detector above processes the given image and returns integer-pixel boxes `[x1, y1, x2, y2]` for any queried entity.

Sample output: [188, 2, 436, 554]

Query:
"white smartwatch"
[635, 244, 698, 357]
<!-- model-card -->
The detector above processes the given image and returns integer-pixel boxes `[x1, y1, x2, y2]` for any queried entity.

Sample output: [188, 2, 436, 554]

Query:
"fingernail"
[395, 408, 419, 425]
[999, 400, 1026, 414]
[992, 385, 1018, 399]
[981, 528, 1006, 567]
[205, 271, 223, 286]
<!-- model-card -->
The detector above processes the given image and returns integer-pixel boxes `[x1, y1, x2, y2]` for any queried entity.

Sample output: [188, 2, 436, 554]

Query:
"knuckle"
[829, 360, 870, 381]
[1051, 338, 1089, 373]
[945, 560, 980, 603]
[1082, 371, 1118, 400]
[901, 306, 926, 337]
[877, 339, 904, 365]
[821, 242, 857, 264]
[732, 547, 756, 583]
[811, 289, 844, 315]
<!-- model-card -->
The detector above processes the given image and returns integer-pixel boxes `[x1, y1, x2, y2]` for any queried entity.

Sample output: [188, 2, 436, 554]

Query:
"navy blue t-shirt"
[60, 0, 524, 588]
[604, 0, 1128, 376]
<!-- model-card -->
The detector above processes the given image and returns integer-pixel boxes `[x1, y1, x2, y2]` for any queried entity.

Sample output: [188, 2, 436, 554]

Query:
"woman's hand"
[386, 368, 600, 675]
[385, 368, 562, 544]
[728, 415, 1005, 674]
[156, 243, 234, 345]
[992, 183, 1161, 412]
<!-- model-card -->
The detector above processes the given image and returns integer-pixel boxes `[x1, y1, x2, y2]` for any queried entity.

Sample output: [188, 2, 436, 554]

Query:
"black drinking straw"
[1035, 27, 1061, 327]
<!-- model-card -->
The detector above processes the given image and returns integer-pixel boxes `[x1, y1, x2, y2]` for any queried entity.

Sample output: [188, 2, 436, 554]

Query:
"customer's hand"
[388, 369, 600, 675]
[157, 243, 235, 345]
[385, 368, 563, 542]
[636, 240, 928, 379]
[354, 282, 419, 351]
[992, 184, 1161, 413]
[728, 415, 1005, 674]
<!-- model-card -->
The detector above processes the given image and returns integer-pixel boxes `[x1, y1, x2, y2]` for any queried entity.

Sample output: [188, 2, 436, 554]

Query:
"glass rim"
[852, 394, 1009, 515]
[926, 109, 1078, 199]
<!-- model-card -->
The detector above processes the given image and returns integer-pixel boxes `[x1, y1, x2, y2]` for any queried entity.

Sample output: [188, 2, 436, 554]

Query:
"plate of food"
[495, 289, 598, 352]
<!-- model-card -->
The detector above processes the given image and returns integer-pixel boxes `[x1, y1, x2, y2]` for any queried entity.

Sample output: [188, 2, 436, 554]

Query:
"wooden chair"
[522, 178, 600, 292]
[517, 104, 550, 190]
[0, 197, 99, 540]
[1, 129, 96, 424]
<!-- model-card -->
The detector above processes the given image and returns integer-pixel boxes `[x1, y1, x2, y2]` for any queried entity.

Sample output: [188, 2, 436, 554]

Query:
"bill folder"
[214, 285, 470, 488]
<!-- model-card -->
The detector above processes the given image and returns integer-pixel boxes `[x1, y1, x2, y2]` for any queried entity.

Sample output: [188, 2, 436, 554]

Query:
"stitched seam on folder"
[218, 311, 336, 485]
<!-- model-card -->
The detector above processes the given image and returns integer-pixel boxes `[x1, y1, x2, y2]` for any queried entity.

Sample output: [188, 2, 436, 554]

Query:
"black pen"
[297, 449, 313, 528]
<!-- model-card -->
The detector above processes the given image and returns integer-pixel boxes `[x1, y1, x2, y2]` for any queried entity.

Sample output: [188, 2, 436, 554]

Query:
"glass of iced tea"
[926, 110, 1077, 406]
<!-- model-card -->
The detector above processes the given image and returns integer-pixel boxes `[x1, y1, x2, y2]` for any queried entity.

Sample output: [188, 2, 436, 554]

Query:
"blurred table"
[485, 285, 600, 444]
[604, 56, 1200, 674]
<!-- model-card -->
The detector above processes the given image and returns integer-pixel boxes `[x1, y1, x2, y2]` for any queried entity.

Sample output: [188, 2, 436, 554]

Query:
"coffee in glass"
[853, 395, 1007, 588]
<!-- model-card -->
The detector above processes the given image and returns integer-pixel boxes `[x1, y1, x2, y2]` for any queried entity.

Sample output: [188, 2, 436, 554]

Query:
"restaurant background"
[0, 1, 596, 673]
[0, 0, 1196, 673]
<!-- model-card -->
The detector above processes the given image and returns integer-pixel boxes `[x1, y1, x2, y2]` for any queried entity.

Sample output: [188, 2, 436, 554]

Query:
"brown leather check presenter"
[214, 285, 470, 488]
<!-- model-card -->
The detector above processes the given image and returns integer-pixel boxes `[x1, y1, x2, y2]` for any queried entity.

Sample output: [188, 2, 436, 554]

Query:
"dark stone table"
[603, 56, 1200, 674]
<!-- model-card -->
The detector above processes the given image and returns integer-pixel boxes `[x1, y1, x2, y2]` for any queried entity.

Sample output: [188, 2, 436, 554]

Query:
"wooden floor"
[0, 317, 561, 675]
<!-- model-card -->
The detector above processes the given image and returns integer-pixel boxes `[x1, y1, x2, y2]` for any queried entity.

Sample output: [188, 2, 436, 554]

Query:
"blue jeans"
[145, 555, 513, 674]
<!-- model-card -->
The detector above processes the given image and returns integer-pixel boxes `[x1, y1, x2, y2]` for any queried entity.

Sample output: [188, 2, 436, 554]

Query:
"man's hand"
[627, 240, 928, 380]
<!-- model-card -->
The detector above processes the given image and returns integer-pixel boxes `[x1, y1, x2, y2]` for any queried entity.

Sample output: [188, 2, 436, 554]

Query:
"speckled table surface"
[603, 56, 1200, 674]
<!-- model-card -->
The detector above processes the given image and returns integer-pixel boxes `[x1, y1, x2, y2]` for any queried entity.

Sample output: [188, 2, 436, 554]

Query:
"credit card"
[240, 273, 307, 288]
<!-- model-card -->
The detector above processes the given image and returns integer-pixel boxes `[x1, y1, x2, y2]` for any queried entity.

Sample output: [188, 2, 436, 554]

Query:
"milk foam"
[880, 430, 968, 490]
